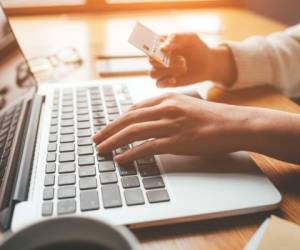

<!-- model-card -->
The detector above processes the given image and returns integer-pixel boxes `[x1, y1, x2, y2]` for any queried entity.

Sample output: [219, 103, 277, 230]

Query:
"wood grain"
[9, 7, 300, 250]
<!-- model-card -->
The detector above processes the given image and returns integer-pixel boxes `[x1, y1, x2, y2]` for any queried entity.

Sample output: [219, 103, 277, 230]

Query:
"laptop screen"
[0, 5, 36, 111]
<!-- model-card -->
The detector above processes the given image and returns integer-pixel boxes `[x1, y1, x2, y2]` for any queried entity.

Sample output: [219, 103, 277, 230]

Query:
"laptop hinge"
[13, 94, 44, 203]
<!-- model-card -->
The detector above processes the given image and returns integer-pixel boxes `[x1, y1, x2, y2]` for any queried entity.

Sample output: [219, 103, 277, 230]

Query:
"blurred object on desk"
[96, 55, 149, 77]
[245, 215, 300, 250]
[26, 47, 83, 82]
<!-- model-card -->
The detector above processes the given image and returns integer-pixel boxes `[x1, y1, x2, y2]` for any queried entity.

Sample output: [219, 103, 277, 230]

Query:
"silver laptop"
[0, 5, 281, 232]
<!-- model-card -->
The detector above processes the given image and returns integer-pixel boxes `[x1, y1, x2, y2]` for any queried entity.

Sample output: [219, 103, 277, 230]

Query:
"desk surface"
[9, 7, 300, 250]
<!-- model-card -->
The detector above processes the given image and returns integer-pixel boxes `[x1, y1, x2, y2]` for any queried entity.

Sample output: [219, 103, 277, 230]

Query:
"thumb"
[160, 33, 199, 55]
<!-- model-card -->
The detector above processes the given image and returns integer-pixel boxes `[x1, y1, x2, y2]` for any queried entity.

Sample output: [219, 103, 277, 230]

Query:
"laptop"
[0, 5, 281, 232]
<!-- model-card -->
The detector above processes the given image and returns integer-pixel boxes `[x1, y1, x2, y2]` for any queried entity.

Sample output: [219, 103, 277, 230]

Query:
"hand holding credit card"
[128, 22, 170, 67]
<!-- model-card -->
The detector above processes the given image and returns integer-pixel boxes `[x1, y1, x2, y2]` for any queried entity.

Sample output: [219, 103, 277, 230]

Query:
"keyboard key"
[49, 126, 58, 134]
[62, 107, 73, 113]
[108, 114, 119, 121]
[61, 120, 73, 127]
[57, 199, 76, 215]
[43, 187, 54, 200]
[79, 177, 97, 190]
[100, 172, 118, 184]
[48, 134, 57, 142]
[44, 174, 55, 186]
[101, 184, 122, 208]
[47, 143, 57, 152]
[59, 143, 75, 152]
[121, 176, 140, 189]
[60, 126, 74, 135]
[46, 152, 56, 162]
[92, 106, 104, 112]
[77, 103, 88, 109]
[59, 163, 76, 173]
[78, 137, 92, 146]
[92, 112, 105, 119]
[77, 115, 89, 122]
[146, 189, 170, 203]
[58, 186, 76, 199]
[77, 109, 89, 115]
[50, 118, 58, 126]
[78, 145, 93, 155]
[63, 101, 73, 107]
[60, 135, 75, 143]
[77, 129, 91, 137]
[97, 153, 113, 161]
[61, 113, 73, 120]
[80, 190, 100, 211]
[52, 111, 58, 118]
[124, 189, 145, 206]
[79, 166, 96, 177]
[115, 145, 130, 155]
[118, 163, 137, 176]
[94, 125, 105, 132]
[77, 121, 90, 129]
[143, 177, 165, 189]
[107, 107, 119, 114]
[59, 152, 75, 162]
[78, 156, 95, 166]
[106, 102, 117, 108]
[136, 156, 156, 165]
[98, 161, 115, 172]
[77, 96, 87, 104]
[45, 163, 56, 174]
[139, 165, 160, 177]
[42, 202, 53, 216]
[58, 174, 76, 186]
[93, 118, 106, 126]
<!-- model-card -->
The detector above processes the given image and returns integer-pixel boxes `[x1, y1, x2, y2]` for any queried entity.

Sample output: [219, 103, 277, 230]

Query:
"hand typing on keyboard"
[92, 92, 260, 164]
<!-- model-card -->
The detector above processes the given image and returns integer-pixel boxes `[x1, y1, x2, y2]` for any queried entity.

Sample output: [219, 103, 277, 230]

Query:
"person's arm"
[92, 93, 300, 164]
[224, 24, 300, 97]
[149, 24, 300, 97]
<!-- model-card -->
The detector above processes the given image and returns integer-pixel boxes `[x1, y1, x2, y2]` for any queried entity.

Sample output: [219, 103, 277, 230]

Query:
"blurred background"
[2, 0, 300, 25]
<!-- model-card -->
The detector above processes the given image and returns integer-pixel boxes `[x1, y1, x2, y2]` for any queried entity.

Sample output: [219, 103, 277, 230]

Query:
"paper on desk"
[244, 216, 300, 250]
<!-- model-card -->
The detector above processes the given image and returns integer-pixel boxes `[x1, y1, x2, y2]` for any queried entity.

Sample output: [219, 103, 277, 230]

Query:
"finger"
[93, 106, 164, 144]
[157, 77, 177, 87]
[149, 68, 170, 79]
[114, 138, 170, 163]
[97, 120, 172, 153]
[149, 57, 166, 69]
[160, 33, 199, 54]
[128, 95, 165, 111]
[180, 89, 203, 99]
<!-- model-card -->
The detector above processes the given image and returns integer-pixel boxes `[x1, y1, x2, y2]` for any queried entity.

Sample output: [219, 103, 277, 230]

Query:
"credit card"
[128, 22, 170, 67]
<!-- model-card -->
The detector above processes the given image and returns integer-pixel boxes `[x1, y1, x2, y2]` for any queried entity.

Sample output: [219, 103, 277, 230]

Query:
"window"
[3, 0, 240, 15]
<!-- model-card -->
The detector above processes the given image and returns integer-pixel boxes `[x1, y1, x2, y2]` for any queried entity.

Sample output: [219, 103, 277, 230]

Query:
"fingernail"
[114, 155, 122, 163]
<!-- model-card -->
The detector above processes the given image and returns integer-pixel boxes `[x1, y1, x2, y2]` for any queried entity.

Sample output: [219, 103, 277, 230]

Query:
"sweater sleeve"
[223, 24, 300, 98]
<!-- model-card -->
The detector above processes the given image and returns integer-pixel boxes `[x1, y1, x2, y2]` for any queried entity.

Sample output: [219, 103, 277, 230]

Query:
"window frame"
[4, 0, 241, 15]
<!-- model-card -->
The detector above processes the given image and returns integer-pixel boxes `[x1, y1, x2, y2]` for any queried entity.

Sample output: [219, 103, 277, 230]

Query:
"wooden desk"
[9, 7, 300, 250]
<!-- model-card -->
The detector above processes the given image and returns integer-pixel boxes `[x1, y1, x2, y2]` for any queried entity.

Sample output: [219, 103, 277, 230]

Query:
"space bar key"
[101, 184, 122, 208]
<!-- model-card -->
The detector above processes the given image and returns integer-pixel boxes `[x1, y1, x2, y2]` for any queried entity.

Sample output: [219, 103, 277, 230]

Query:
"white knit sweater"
[225, 24, 300, 98]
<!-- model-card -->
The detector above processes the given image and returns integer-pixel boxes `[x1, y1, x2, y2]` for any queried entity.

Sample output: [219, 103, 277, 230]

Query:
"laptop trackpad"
[159, 151, 261, 175]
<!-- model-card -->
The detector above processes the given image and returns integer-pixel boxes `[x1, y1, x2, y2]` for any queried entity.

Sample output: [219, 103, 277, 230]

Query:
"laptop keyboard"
[42, 85, 170, 216]
[0, 102, 22, 187]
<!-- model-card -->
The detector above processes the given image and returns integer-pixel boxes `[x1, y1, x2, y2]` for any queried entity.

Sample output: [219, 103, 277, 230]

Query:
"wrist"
[209, 45, 237, 87]
[227, 107, 268, 153]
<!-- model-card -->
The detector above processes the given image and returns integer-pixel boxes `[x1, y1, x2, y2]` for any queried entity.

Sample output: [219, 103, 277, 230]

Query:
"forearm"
[240, 107, 300, 164]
